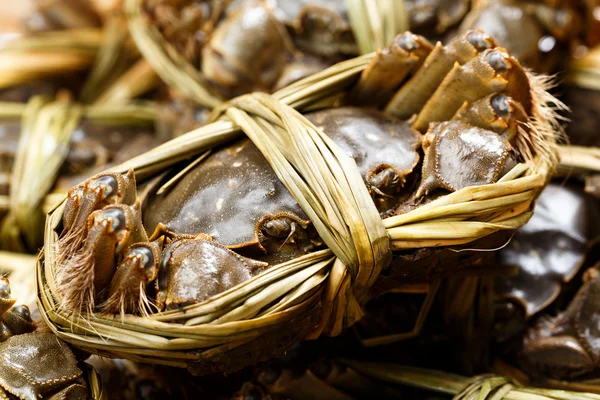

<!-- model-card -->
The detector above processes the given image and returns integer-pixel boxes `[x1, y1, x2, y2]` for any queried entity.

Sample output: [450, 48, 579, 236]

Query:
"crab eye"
[0, 278, 10, 299]
[467, 31, 494, 51]
[89, 175, 119, 199]
[263, 219, 291, 239]
[396, 32, 417, 52]
[491, 94, 511, 118]
[96, 208, 126, 232]
[486, 50, 511, 72]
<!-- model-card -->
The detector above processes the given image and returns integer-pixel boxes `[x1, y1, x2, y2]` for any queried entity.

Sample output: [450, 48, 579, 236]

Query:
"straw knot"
[212, 92, 392, 332]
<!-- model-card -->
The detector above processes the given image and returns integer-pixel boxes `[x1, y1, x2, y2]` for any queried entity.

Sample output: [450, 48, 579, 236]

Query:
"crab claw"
[385, 30, 497, 120]
[0, 278, 36, 342]
[2, 305, 36, 336]
[56, 200, 147, 312]
[416, 120, 512, 197]
[348, 32, 433, 107]
[413, 48, 516, 132]
[102, 242, 161, 317]
[156, 236, 267, 311]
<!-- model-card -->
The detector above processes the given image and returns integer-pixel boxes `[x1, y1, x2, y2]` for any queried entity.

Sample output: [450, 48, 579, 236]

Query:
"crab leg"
[452, 93, 528, 142]
[385, 30, 496, 120]
[348, 32, 433, 107]
[57, 201, 147, 312]
[57, 170, 137, 265]
[102, 242, 161, 316]
[412, 49, 515, 132]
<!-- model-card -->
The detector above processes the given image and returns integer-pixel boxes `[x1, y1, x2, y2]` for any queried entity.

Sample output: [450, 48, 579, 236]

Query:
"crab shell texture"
[0, 331, 87, 400]
[493, 183, 600, 342]
[520, 266, 600, 380]
[143, 107, 422, 264]
[273, 0, 356, 57]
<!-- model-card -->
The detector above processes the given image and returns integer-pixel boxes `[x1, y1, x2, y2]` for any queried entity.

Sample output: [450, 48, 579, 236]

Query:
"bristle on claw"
[516, 71, 568, 170]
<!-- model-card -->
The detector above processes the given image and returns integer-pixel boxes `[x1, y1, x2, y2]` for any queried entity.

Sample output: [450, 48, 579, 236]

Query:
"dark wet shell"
[417, 120, 510, 196]
[143, 107, 421, 247]
[158, 238, 266, 309]
[272, 0, 347, 25]
[459, 2, 544, 69]
[574, 274, 600, 363]
[0, 331, 83, 399]
[495, 184, 600, 318]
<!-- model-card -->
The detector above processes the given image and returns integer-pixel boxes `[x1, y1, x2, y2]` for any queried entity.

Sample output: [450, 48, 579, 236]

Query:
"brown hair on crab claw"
[101, 242, 161, 317]
[56, 169, 137, 268]
[56, 200, 147, 313]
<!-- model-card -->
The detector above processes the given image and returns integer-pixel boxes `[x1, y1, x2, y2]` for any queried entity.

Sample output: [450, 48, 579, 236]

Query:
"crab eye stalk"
[262, 219, 292, 239]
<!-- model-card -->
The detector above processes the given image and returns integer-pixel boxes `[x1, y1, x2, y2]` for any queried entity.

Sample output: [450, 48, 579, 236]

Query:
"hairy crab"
[52, 29, 542, 323]
[520, 261, 600, 380]
[458, 0, 580, 72]
[0, 277, 91, 400]
[0, 81, 170, 252]
[493, 183, 600, 341]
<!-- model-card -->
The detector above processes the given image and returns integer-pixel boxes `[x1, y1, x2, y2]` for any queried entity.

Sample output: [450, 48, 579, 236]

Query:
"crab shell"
[494, 183, 600, 341]
[143, 107, 421, 263]
[520, 266, 600, 380]
[0, 331, 87, 400]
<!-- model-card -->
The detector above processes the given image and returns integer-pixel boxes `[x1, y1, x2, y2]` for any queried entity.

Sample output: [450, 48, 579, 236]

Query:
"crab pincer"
[156, 235, 267, 311]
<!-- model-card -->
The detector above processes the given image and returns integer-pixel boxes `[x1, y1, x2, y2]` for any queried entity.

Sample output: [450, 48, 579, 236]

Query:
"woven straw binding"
[37, 49, 557, 370]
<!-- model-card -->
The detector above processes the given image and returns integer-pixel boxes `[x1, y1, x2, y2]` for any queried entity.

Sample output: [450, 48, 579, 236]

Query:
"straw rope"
[125, 0, 222, 109]
[341, 361, 600, 399]
[0, 98, 158, 252]
[38, 47, 556, 367]
[346, 0, 410, 55]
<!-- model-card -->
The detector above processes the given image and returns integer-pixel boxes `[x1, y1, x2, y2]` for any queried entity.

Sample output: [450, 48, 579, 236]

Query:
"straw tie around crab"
[125, 0, 222, 108]
[0, 96, 158, 253]
[38, 42, 561, 368]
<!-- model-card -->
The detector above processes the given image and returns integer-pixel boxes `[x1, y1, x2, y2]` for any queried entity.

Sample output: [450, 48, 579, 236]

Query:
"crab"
[0, 277, 89, 400]
[493, 183, 600, 341]
[201, 0, 295, 99]
[520, 261, 600, 380]
[273, 0, 356, 58]
[458, 0, 580, 72]
[54, 30, 537, 322]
